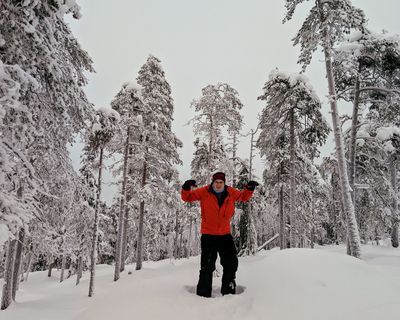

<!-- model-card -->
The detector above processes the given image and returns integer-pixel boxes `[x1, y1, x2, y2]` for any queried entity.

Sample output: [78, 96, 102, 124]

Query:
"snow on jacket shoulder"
[181, 185, 254, 235]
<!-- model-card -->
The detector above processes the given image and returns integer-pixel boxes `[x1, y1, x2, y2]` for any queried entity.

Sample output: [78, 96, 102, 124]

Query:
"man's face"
[213, 179, 225, 192]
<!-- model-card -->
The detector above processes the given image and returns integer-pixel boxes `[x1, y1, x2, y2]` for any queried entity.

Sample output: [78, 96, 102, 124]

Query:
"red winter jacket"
[181, 185, 254, 235]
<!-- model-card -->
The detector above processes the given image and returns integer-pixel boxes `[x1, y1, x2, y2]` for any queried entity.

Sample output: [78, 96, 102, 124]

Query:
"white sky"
[67, 0, 400, 203]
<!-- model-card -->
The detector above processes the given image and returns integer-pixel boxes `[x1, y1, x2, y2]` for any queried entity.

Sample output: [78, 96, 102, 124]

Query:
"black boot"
[221, 279, 236, 295]
[196, 270, 212, 297]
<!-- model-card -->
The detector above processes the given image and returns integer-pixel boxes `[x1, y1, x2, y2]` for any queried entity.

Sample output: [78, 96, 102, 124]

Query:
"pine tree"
[319, 156, 346, 244]
[85, 108, 119, 297]
[257, 69, 330, 247]
[134, 55, 182, 270]
[110, 82, 143, 280]
[190, 82, 243, 181]
[283, 0, 366, 257]
[1, 1, 93, 307]
[334, 30, 400, 246]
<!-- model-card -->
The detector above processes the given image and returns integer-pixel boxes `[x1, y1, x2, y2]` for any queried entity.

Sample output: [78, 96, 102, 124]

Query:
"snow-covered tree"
[0, 1, 93, 247]
[1, 1, 93, 308]
[334, 31, 400, 199]
[85, 108, 119, 297]
[283, 0, 367, 258]
[257, 70, 330, 247]
[190, 82, 243, 181]
[134, 55, 182, 270]
[332, 30, 400, 246]
[319, 156, 346, 244]
[110, 81, 143, 281]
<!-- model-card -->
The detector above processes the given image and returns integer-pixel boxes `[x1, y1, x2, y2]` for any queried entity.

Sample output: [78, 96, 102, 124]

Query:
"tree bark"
[24, 248, 32, 281]
[120, 206, 129, 272]
[120, 191, 132, 272]
[289, 108, 296, 248]
[76, 255, 83, 285]
[1, 239, 17, 310]
[88, 147, 104, 297]
[187, 217, 193, 258]
[12, 228, 25, 300]
[323, 45, 362, 258]
[194, 218, 199, 256]
[246, 128, 258, 254]
[173, 209, 179, 259]
[348, 72, 361, 192]
[178, 228, 183, 259]
[389, 156, 399, 247]
[47, 255, 54, 277]
[208, 114, 214, 173]
[114, 128, 130, 280]
[246, 204, 255, 254]
[60, 255, 66, 283]
[279, 185, 285, 250]
[135, 160, 147, 270]
[232, 132, 238, 186]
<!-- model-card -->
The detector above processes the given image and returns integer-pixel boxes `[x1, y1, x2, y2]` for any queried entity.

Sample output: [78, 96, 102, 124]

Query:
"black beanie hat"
[212, 172, 226, 182]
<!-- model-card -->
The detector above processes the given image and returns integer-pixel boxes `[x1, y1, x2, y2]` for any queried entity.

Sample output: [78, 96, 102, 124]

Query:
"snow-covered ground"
[1, 245, 400, 320]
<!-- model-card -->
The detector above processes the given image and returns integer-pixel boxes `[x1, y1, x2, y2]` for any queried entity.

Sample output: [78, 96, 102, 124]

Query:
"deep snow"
[1, 245, 400, 320]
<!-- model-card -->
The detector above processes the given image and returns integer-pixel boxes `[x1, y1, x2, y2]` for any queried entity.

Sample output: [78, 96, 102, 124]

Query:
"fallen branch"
[257, 234, 280, 251]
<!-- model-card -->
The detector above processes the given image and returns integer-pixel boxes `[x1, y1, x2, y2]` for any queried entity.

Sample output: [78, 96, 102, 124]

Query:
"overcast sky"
[67, 0, 400, 203]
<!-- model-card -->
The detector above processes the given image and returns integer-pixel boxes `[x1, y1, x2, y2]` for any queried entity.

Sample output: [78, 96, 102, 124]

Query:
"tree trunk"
[310, 195, 315, 249]
[60, 255, 66, 283]
[194, 218, 199, 256]
[120, 206, 129, 272]
[47, 255, 54, 277]
[348, 72, 361, 192]
[88, 147, 104, 297]
[76, 233, 85, 285]
[76, 255, 83, 285]
[208, 114, 214, 173]
[246, 128, 258, 255]
[135, 160, 147, 270]
[232, 132, 238, 186]
[249, 129, 257, 180]
[114, 128, 130, 281]
[120, 192, 132, 272]
[24, 248, 32, 282]
[178, 228, 183, 259]
[331, 170, 341, 245]
[187, 217, 193, 258]
[389, 156, 399, 247]
[289, 108, 296, 248]
[279, 185, 285, 250]
[1, 239, 17, 310]
[311, 226, 315, 249]
[173, 209, 179, 259]
[247, 204, 256, 254]
[12, 228, 25, 300]
[323, 45, 362, 258]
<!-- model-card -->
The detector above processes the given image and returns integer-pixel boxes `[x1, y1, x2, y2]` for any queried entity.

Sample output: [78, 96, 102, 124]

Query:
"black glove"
[182, 179, 197, 191]
[246, 180, 259, 191]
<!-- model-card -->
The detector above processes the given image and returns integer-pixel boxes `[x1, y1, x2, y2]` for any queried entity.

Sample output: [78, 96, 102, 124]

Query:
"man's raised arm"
[181, 179, 204, 202]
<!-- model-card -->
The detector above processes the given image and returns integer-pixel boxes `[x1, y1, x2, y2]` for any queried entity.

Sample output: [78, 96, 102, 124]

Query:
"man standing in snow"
[181, 172, 259, 297]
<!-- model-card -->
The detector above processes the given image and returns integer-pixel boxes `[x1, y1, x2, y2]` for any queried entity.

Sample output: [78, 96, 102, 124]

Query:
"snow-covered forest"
[1, 0, 400, 318]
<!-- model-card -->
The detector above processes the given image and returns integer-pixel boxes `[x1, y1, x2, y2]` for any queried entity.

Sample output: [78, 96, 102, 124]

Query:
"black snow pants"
[196, 234, 238, 297]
